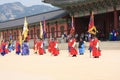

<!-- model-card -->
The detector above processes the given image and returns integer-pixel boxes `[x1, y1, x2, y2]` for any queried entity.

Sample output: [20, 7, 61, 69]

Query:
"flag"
[22, 17, 28, 41]
[9, 31, 12, 44]
[40, 21, 43, 39]
[19, 31, 22, 47]
[88, 11, 98, 35]
[70, 16, 75, 35]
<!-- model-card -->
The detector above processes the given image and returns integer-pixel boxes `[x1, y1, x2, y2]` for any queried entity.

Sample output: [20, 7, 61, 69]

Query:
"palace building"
[44, 0, 120, 39]
[0, 9, 70, 41]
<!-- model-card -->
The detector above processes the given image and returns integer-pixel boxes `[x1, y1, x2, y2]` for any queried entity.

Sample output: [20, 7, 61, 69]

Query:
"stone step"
[58, 41, 120, 50]
[17, 40, 119, 50]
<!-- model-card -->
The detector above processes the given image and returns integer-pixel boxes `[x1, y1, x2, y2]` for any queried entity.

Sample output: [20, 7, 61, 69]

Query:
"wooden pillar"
[4, 31, 6, 40]
[105, 13, 110, 39]
[66, 18, 70, 35]
[114, 8, 118, 30]
[68, 17, 71, 34]
[3, 31, 4, 39]
[7, 30, 9, 40]
[16, 28, 19, 41]
[11, 29, 13, 40]
[47, 23, 50, 38]
[55, 21, 58, 38]
[34, 25, 36, 38]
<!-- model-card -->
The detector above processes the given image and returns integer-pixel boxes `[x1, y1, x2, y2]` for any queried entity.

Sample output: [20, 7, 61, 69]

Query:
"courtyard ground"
[0, 49, 120, 80]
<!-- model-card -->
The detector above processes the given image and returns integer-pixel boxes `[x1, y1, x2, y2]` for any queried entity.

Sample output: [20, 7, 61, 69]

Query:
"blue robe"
[78, 41, 85, 55]
[16, 44, 21, 55]
[79, 44, 85, 55]
[21, 42, 29, 55]
[8, 43, 14, 52]
[112, 31, 117, 41]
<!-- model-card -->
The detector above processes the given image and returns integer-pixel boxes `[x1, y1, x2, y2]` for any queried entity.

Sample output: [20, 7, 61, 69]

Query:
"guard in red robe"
[52, 38, 59, 56]
[0, 42, 2, 53]
[1, 40, 7, 56]
[92, 36, 101, 58]
[69, 37, 78, 57]
[37, 39, 44, 55]
[5, 41, 9, 54]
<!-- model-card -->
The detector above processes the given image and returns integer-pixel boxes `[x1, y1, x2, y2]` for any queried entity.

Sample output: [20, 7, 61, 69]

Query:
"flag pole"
[70, 16, 75, 36]
[89, 47, 92, 58]
[43, 17, 46, 39]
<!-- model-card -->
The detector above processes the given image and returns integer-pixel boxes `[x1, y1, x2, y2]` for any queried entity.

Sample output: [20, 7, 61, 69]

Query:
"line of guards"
[0, 36, 101, 58]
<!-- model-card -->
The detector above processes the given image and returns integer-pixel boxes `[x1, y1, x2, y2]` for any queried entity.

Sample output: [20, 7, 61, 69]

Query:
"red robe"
[69, 39, 78, 56]
[37, 41, 44, 55]
[89, 39, 93, 48]
[16, 41, 19, 52]
[68, 40, 71, 47]
[92, 38, 101, 57]
[1, 41, 7, 56]
[0, 44, 2, 53]
[1, 42, 9, 54]
[52, 40, 59, 56]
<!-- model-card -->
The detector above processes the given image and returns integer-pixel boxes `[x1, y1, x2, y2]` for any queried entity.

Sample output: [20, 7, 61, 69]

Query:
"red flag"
[88, 12, 97, 35]
[70, 16, 75, 35]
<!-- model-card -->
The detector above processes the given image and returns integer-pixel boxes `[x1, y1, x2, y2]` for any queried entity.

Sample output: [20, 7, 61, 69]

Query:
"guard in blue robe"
[8, 42, 14, 52]
[112, 30, 117, 41]
[21, 40, 29, 56]
[78, 38, 85, 55]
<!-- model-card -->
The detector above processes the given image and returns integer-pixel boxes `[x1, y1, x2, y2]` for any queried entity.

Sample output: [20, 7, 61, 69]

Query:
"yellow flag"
[88, 26, 98, 35]
[40, 21, 43, 39]
[19, 31, 22, 47]
[22, 17, 28, 41]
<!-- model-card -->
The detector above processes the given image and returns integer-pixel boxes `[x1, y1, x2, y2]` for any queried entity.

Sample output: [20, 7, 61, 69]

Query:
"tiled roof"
[0, 9, 67, 30]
